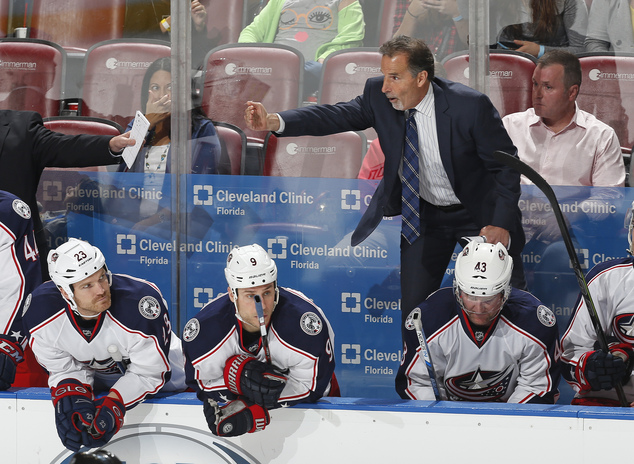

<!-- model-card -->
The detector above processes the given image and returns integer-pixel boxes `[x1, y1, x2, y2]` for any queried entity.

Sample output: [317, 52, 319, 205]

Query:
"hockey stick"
[108, 344, 127, 375]
[411, 310, 444, 401]
[492, 150, 629, 406]
[254, 295, 273, 365]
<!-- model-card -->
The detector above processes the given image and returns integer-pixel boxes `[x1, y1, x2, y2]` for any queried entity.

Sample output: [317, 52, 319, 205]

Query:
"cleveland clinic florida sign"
[37, 171, 629, 401]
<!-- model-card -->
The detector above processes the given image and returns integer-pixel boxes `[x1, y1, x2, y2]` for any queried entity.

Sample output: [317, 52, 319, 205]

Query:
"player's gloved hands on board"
[87, 393, 125, 447]
[204, 397, 270, 437]
[50, 379, 95, 451]
[576, 341, 634, 391]
[224, 354, 287, 409]
[0, 337, 23, 390]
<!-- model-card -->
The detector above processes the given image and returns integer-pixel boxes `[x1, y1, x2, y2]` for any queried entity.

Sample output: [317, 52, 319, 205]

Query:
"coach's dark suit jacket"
[0, 111, 120, 273]
[279, 76, 525, 253]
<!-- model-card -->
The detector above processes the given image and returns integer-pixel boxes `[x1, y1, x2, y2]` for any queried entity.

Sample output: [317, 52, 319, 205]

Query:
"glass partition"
[5, 0, 631, 403]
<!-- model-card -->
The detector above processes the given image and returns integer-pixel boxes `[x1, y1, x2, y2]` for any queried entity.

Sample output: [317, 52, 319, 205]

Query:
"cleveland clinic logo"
[267, 238, 287, 259]
[341, 293, 361, 313]
[116, 234, 136, 254]
[193, 185, 213, 205]
[341, 189, 360, 210]
[576, 248, 589, 269]
[341, 344, 361, 364]
[42, 180, 63, 201]
[194, 287, 214, 308]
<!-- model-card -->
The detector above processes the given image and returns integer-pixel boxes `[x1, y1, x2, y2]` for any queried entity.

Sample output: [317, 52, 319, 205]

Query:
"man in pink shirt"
[503, 49, 625, 187]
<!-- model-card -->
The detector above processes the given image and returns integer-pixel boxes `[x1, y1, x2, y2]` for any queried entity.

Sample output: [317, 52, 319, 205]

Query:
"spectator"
[396, 241, 560, 403]
[393, 0, 467, 61]
[245, 36, 526, 323]
[119, 57, 223, 175]
[494, 0, 589, 58]
[0, 190, 46, 390]
[123, 0, 216, 68]
[182, 244, 336, 437]
[22, 238, 186, 451]
[584, 0, 634, 53]
[560, 201, 634, 406]
[503, 49, 625, 187]
[238, 0, 365, 98]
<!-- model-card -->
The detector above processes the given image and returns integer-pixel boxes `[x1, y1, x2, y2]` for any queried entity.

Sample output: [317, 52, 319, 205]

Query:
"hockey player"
[396, 241, 561, 403]
[560, 202, 634, 406]
[0, 190, 43, 390]
[22, 238, 186, 451]
[183, 243, 336, 437]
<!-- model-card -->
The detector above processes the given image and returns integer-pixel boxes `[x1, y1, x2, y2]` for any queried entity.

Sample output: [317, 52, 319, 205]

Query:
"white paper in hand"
[122, 111, 150, 169]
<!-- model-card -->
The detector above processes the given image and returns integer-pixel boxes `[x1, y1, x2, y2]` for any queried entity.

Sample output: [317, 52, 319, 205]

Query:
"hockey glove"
[50, 379, 95, 451]
[576, 343, 633, 392]
[203, 397, 270, 437]
[87, 394, 126, 447]
[0, 337, 23, 390]
[223, 354, 287, 409]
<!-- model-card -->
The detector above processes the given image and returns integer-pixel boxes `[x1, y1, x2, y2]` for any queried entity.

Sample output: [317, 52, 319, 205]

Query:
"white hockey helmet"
[225, 244, 278, 301]
[453, 241, 513, 304]
[48, 238, 111, 310]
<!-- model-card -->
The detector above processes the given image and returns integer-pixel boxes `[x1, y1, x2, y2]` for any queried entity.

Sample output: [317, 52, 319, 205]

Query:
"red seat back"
[0, 38, 65, 117]
[577, 53, 634, 149]
[263, 131, 365, 178]
[79, 39, 171, 129]
[202, 43, 303, 143]
[442, 50, 537, 118]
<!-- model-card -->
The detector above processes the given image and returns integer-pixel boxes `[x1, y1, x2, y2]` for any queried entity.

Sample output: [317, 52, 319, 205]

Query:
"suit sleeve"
[27, 112, 119, 171]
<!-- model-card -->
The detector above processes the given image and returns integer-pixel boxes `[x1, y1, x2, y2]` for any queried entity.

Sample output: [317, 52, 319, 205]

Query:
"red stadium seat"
[318, 48, 382, 104]
[442, 50, 537, 118]
[43, 116, 123, 172]
[0, 38, 65, 117]
[318, 47, 382, 147]
[576, 52, 634, 150]
[78, 39, 171, 129]
[263, 131, 365, 178]
[43, 115, 123, 136]
[214, 121, 247, 175]
[202, 43, 304, 144]
[29, 0, 126, 54]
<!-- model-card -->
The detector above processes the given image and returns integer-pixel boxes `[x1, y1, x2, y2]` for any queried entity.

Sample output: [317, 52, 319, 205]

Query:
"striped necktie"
[401, 109, 420, 244]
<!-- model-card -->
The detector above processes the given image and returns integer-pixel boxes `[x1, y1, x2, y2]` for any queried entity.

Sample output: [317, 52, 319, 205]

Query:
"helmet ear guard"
[453, 241, 513, 308]
[47, 238, 111, 311]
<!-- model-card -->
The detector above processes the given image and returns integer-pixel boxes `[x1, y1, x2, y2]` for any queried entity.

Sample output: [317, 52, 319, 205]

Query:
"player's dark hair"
[379, 35, 435, 81]
[537, 49, 582, 90]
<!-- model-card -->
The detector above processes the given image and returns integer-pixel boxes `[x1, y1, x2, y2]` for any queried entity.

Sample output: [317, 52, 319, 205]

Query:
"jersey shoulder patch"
[183, 318, 200, 342]
[536, 305, 556, 327]
[300, 312, 322, 335]
[12, 198, 30, 219]
[139, 296, 161, 319]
